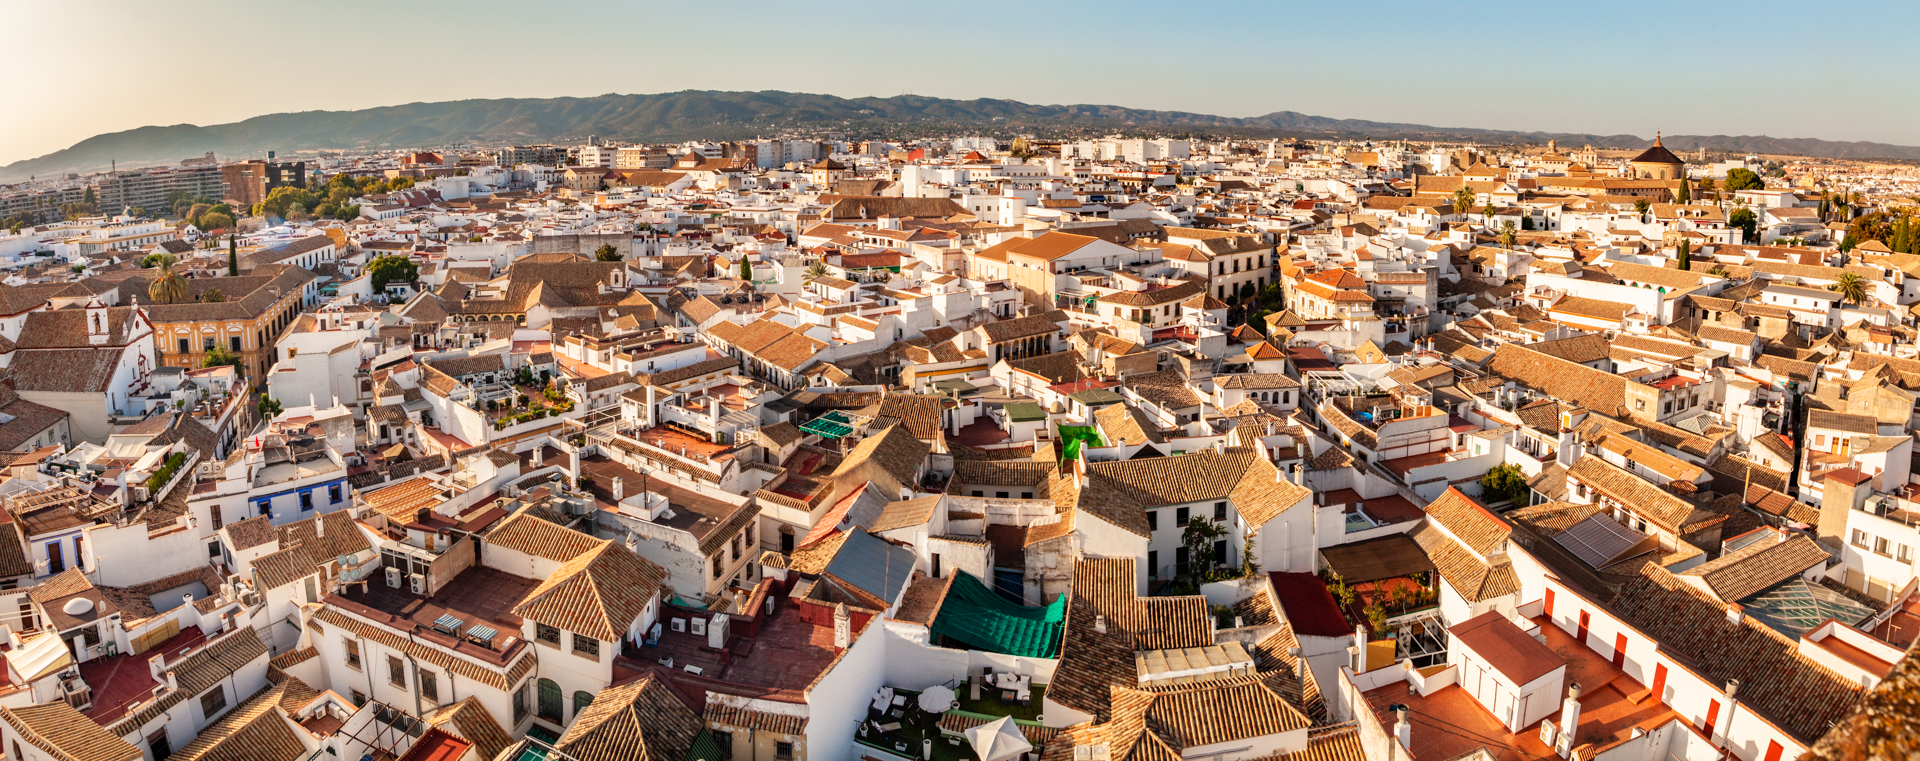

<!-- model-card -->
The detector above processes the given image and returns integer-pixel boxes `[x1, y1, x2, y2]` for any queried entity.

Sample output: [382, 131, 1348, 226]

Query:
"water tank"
[63, 598, 94, 616]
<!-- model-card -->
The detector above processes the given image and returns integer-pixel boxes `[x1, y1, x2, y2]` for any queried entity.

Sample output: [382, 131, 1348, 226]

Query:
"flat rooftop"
[573, 454, 747, 541]
[628, 424, 736, 464]
[633, 601, 847, 697]
[331, 565, 539, 666]
[1363, 615, 1683, 761]
[78, 626, 208, 725]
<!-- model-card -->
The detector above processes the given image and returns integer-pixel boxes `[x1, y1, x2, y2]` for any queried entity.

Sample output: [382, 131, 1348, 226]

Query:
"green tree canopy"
[594, 243, 621, 262]
[1479, 463, 1529, 505]
[1830, 272, 1869, 305]
[1729, 207, 1758, 243]
[1677, 239, 1691, 270]
[368, 255, 419, 291]
[1723, 168, 1765, 192]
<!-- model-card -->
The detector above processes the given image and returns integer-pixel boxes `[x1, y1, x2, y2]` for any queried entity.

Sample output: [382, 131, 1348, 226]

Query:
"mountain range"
[6, 89, 1918, 182]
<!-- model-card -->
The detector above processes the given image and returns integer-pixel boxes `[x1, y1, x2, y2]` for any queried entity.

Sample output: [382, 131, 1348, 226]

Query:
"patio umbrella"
[918, 684, 956, 713]
[964, 716, 1032, 761]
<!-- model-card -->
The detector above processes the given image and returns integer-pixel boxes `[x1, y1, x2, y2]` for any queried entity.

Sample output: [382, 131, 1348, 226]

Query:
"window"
[537, 679, 563, 723]
[512, 682, 530, 723]
[1148, 551, 1159, 578]
[1176, 507, 1190, 527]
[204, 337, 216, 351]
[208, 540, 221, 559]
[776, 741, 795, 761]
[1875, 537, 1892, 557]
[388, 656, 406, 687]
[995, 491, 1008, 499]
[573, 633, 600, 658]
[712, 555, 723, 579]
[535, 623, 561, 646]
[200, 685, 228, 717]
[1852, 529, 1870, 549]
[419, 670, 438, 702]
[1214, 502, 1227, 521]
[574, 691, 595, 718]
[178, 338, 190, 354]
[300, 492, 313, 511]
[1900, 544, 1914, 563]
[229, 336, 242, 352]
[345, 638, 361, 670]
[1147, 511, 1158, 531]
[1175, 546, 1190, 575]
[328, 485, 341, 503]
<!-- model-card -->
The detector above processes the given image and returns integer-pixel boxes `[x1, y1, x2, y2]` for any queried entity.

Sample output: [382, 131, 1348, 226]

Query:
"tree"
[1724, 168, 1765, 192]
[82, 186, 94, 205]
[367, 255, 418, 291]
[1728, 207, 1758, 243]
[593, 243, 621, 262]
[802, 262, 829, 283]
[198, 212, 233, 232]
[227, 234, 239, 276]
[1181, 516, 1227, 580]
[128, 207, 148, 218]
[147, 255, 188, 304]
[257, 394, 282, 418]
[1452, 187, 1474, 218]
[1675, 180, 1690, 205]
[1633, 198, 1651, 215]
[1521, 215, 1535, 231]
[198, 287, 226, 303]
[1830, 272, 1869, 306]
[1677, 239, 1691, 270]
[1479, 463, 1530, 505]
[203, 345, 242, 372]
[738, 256, 752, 281]
[1498, 220, 1517, 248]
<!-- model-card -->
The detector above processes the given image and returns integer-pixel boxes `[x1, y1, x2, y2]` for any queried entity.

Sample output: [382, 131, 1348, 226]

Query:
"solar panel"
[1554, 514, 1647, 568]
[433, 614, 463, 636]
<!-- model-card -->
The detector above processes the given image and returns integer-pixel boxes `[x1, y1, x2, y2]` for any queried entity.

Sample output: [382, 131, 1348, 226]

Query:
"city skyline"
[5, 0, 1917, 166]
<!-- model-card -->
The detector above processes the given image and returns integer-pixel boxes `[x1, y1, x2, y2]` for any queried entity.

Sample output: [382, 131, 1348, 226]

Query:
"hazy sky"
[6, 0, 1917, 165]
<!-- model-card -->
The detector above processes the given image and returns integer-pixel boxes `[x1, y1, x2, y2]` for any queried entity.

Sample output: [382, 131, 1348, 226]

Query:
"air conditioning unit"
[691, 618, 706, 636]
[385, 567, 403, 589]
[408, 574, 426, 595]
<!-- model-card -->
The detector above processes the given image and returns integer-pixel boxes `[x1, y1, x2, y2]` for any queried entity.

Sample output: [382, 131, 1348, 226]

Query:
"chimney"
[315, 517, 326, 538]
[1093, 615, 1107, 634]
[166, 670, 178, 692]
[832, 602, 851, 649]
[1724, 603, 1742, 625]
[1557, 423, 1578, 469]
[1818, 469, 1871, 545]
[1394, 706, 1411, 751]
[612, 477, 624, 503]
[1559, 682, 1582, 748]
[1293, 462, 1306, 486]
[1289, 646, 1306, 693]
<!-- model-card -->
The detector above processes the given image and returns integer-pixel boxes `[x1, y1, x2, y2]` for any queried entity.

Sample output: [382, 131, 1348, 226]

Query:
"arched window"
[573, 691, 594, 718]
[537, 679, 563, 724]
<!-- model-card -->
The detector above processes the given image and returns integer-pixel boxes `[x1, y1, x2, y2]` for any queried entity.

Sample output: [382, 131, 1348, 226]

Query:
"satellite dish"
[63, 598, 94, 616]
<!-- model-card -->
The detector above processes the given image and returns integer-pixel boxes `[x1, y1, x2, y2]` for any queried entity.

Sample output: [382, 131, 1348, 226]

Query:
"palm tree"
[1498, 220, 1517, 248]
[1452, 188, 1474, 219]
[147, 255, 187, 304]
[1831, 272, 1868, 306]
[802, 262, 829, 284]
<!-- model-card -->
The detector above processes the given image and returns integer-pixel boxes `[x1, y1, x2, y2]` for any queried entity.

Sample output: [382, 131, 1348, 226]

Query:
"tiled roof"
[1679, 534, 1830, 603]
[1566, 455, 1699, 534]
[512, 540, 667, 642]
[166, 679, 307, 761]
[1050, 558, 1214, 720]
[704, 702, 808, 736]
[486, 509, 605, 562]
[829, 423, 930, 489]
[248, 546, 318, 591]
[1423, 488, 1511, 557]
[424, 697, 515, 761]
[551, 676, 702, 761]
[1485, 343, 1632, 416]
[312, 606, 535, 692]
[110, 628, 271, 735]
[1610, 564, 1864, 743]
[1410, 519, 1519, 604]
[0, 701, 142, 761]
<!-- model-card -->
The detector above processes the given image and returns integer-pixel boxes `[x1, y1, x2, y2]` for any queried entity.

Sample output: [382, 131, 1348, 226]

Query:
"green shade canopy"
[930, 571, 1064, 658]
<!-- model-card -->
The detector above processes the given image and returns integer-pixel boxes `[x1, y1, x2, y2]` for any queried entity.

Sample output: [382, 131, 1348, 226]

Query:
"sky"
[6, 0, 1918, 166]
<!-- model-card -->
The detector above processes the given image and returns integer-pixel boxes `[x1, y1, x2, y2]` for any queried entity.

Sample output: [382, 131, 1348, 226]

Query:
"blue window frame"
[300, 491, 313, 511]
[328, 485, 342, 504]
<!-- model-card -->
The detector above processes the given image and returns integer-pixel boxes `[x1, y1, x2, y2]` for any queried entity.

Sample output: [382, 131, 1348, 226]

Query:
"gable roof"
[512, 540, 667, 641]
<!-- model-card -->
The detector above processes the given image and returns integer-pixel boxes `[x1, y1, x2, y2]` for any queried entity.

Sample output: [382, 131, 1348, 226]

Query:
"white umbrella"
[918, 684, 957, 713]
[965, 716, 1032, 761]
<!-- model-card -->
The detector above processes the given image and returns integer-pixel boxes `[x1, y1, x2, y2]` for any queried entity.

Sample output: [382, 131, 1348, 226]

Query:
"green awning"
[930, 571, 1064, 658]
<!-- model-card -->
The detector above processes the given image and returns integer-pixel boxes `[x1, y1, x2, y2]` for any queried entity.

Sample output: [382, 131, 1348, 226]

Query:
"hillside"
[6, 89, 1919, 182]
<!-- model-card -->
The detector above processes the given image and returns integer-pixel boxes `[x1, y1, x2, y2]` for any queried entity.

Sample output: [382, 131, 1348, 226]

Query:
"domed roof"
[1630, 133, 1685, 166]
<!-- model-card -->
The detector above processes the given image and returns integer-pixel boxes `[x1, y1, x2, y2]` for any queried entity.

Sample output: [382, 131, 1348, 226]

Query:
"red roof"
[1268, 572, 1352, 638]
[398, 728, 470, 761]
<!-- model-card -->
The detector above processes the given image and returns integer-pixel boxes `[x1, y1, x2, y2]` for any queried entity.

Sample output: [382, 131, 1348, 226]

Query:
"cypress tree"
[1677, 239, 1691, 271]
[227, 234, 239, 276]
